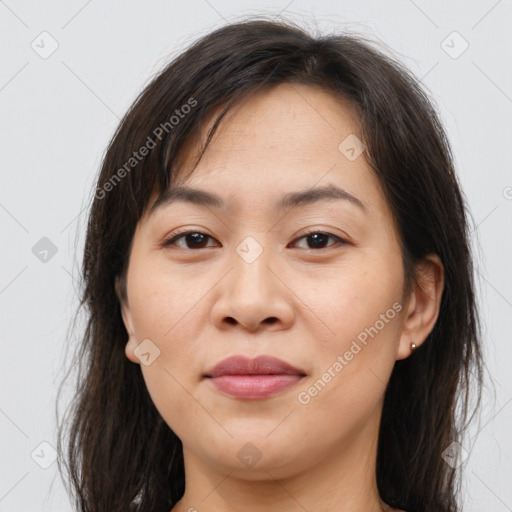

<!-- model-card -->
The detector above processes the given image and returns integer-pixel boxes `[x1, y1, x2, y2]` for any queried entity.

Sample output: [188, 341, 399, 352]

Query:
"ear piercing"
[410, 342, 417, 353]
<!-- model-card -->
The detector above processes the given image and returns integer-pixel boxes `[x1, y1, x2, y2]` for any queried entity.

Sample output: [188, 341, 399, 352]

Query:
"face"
[119, 83, 418, 480]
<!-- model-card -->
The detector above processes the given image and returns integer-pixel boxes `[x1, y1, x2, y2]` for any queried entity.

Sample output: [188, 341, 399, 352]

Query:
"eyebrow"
[149, 183, 366, 215]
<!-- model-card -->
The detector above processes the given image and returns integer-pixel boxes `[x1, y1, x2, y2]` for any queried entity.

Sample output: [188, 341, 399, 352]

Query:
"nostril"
[264, 317, 278, 324]
[225, 317, 237, 325]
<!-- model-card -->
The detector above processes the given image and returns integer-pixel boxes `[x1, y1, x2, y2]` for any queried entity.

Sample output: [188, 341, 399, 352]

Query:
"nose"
[210, 248, 295, 333]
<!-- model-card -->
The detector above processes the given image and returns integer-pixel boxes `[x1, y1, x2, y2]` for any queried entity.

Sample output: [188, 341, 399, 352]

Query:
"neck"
[171, 410, 389, 512]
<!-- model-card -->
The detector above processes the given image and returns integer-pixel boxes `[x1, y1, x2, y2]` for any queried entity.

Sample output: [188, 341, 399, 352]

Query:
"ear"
[397, 254, 445, 360]
[115, 276, 140, 364]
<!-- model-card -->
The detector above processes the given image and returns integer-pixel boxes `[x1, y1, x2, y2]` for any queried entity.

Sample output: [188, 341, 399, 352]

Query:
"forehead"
[177, 83, 362, 167]
[149, 83, 386, 220]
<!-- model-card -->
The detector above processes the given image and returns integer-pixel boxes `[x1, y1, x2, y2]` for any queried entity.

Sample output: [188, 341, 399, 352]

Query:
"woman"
[58, 18, 484, 512]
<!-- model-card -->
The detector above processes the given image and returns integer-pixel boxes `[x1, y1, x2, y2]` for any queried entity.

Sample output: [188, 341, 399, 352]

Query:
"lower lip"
[207, 374, 304, 399]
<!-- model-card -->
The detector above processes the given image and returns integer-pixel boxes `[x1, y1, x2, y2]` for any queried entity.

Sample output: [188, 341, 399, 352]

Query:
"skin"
[118, 83, 444, 512]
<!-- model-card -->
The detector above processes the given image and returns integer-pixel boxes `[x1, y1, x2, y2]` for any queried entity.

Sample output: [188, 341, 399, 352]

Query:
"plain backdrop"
[1, 1, 511, 510]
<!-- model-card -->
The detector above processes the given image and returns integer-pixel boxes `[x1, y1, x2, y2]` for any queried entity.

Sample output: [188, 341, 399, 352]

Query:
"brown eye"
[163, 230, 346, 251]
[290, 231, 346, 250]
[163, 231, 219, 249]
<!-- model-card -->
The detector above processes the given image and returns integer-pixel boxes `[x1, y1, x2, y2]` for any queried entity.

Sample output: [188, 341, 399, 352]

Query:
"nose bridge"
[211, 233, 294, 332]
[230, 234, 276, 300]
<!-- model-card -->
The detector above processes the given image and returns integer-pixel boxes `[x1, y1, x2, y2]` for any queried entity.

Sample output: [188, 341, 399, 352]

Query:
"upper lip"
[204, 355, 306, 378]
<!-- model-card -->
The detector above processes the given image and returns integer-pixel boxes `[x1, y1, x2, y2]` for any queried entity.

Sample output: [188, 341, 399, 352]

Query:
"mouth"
[203, 355, 307, 400]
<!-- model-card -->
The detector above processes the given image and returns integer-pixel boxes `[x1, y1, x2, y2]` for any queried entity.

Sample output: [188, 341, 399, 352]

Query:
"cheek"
[125, 258, 208, 423]
[127, 263, 206, 437]
[127, 257, 203, 339]
[127, 242, 404, 371]
[305, 254, 404, 347]
[299, 254, 404, 405]
[126, 238, 403, 375]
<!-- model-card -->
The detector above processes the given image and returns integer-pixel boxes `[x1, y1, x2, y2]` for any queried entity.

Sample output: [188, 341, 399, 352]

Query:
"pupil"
[184, 233, 330, 249]
[188, 233, 206, 247]
[309, 233, 327, 248]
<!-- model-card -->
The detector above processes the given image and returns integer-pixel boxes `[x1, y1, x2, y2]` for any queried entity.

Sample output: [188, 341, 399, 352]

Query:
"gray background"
[1, 1, 511, 510]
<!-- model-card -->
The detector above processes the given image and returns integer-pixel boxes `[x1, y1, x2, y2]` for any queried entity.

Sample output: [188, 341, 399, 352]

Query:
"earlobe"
[397, 254, 445, 360]
[121, 308, 140, 364]
[122, 308, 140, 364]
[115, 276, 140, 365]
[125, 335, 140, 364]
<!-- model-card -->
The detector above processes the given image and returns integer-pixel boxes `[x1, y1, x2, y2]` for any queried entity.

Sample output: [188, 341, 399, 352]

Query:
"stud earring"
[410, 342, 417, 353]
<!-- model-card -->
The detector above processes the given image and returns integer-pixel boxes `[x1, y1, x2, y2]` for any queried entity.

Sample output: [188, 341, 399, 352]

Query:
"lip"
[204, 355, 306, 399]
[205, 355, 305, 378]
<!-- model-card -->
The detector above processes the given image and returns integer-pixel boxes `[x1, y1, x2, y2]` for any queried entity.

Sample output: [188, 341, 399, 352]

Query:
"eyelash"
[162, 229, 347, 251]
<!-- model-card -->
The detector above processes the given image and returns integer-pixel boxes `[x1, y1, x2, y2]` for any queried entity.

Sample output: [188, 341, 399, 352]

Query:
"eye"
[162, 230, 219, 249]
[162, 230, 347, 251]
[289, 231, 346, 250]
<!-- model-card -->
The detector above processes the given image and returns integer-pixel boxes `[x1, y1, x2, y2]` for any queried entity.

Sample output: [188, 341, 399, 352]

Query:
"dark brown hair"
[57, 17, 485, 512]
